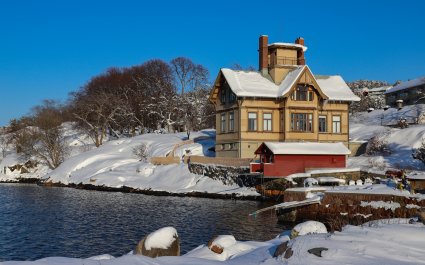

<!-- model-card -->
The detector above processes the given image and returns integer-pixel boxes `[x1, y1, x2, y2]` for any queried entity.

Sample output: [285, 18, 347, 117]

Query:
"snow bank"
[144, 227, 178, 250]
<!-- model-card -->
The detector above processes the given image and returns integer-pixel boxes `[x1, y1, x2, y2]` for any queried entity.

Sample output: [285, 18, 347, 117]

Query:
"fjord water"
[0, 184, 285, 261]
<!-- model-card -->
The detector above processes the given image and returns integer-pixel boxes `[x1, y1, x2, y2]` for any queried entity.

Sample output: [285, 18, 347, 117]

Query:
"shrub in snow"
[412, 140, 425, 165]
[397, 118, 408, 129]
[133, 143, 151, 162]
[134, 227, 180, 257]
[368, 156, 387, 170]
[366, 133, 390, 156]
[290, 221, 327, 239]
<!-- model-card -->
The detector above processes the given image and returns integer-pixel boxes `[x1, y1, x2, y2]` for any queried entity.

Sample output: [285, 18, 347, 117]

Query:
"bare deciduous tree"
[170, 57, 209, 95]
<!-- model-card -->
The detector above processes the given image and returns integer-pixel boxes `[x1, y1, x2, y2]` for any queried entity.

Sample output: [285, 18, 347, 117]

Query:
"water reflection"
[0, 184, 286, 261]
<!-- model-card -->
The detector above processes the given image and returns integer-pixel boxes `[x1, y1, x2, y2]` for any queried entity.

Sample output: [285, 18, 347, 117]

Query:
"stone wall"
[279, 190, 424, 226]
[188, 162, 250, 186]
[348, 141, 368, 157]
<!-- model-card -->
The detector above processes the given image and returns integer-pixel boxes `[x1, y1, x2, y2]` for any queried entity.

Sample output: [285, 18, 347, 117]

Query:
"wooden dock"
[249, 197, 320, 216]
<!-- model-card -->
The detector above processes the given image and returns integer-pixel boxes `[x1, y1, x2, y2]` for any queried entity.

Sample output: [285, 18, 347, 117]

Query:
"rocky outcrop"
[188, 163, 249, 186]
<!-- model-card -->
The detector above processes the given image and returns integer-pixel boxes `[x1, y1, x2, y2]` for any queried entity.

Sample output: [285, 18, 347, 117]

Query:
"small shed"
[407, 173, 425, 194]
[250, 142, 351, 178]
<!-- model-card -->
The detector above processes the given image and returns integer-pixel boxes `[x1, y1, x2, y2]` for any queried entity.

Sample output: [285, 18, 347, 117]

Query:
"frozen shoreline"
[2, 219, 424, 265]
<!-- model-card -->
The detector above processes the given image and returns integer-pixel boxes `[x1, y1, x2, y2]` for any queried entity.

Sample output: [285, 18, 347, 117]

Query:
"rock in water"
[134, 227, 180, 257]
[291, 221, 327, 239]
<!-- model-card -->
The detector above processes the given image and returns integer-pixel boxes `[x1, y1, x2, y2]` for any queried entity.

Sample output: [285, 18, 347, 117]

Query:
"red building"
[250, 142, 350, 178]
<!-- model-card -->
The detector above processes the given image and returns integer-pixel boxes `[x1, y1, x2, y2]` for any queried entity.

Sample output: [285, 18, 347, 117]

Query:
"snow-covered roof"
[262, 142, 351, 155]
[221, 69, 279, 98]
[220, 66, 359, 102]
[368, 85, 392, 93]
[315, 75, 361, 101]
[268, 42, 308, 52]
[385, 76, 425, 94]
[407, 173, 425, 180]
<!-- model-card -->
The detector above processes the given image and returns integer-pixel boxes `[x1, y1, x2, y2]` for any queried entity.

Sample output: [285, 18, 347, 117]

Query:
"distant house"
[385, 77, 425, 107]
[363, 86, 392, 97]
[250, 142, 350, 177]
[209, 35, 360, 158]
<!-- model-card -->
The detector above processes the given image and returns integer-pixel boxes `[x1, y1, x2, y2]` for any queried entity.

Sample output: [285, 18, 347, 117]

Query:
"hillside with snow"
[0, 124, 256, 196]
[349, 104, 425, 171]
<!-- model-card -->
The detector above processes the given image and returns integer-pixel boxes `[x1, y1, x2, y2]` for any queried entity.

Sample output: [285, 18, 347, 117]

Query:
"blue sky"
[0, 0, 424, 126]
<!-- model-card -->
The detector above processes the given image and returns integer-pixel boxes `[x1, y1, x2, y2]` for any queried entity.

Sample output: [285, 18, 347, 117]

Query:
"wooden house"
[209, 35, 360, 158]
[385, 77, 425, 107]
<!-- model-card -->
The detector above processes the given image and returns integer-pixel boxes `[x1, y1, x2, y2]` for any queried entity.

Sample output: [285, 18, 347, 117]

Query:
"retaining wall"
[279, 190, 424, 225]
[188, 162, 250, 186]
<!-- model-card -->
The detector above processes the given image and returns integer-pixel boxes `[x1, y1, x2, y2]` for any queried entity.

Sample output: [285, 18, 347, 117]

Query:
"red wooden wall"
[258, 154, 346, 177]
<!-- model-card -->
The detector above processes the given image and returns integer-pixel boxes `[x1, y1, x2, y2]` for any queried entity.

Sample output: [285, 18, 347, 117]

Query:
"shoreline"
[0, 179, 268, 202]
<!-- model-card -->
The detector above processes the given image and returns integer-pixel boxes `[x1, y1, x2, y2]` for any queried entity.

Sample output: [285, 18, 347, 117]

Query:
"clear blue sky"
[1, 0, 424, 126]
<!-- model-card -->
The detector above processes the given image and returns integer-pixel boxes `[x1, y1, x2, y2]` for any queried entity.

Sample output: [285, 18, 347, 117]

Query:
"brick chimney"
[295, 37, 305, 65]
[259, 35, 268, 76]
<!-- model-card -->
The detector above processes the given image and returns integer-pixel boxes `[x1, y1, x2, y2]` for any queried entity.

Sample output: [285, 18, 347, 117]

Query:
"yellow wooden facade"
[211, 67, 351, 158]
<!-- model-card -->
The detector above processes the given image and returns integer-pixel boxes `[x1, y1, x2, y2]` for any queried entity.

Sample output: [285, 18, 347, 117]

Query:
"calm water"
[0, 184, 286, 261]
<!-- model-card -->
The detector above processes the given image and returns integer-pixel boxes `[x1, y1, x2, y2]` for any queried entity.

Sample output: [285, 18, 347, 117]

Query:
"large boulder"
[207, 235, 236, 254]
[291, 221, 327, 239]
[134, 227, 180, 257]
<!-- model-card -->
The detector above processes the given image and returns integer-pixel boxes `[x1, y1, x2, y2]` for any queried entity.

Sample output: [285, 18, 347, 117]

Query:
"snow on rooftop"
[277, 66, 306, 96]
[263, 142, 351, 155]
[407, 172, 425, 180]
[385, 76, 425, 94]
[315, 75, 361, 102]
[368, 85, 392, 93]
[221, 69, 278, 98]
[268, 42, 308, 52]
[221, 66, 359, 102]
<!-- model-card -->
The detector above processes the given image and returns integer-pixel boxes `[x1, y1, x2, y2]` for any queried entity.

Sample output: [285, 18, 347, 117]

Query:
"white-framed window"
[319, 115, 327, 132]
[248, 112, 257, 131]
[263, 113, 272, 131]
[220, 113, 226, 133]
[229, 111, 234, 131]
[332, 115, 341, 133]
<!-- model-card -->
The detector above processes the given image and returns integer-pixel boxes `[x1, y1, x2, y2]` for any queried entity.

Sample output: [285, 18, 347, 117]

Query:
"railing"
[269, 56, 302, 66]
[150, 156, 180, 165]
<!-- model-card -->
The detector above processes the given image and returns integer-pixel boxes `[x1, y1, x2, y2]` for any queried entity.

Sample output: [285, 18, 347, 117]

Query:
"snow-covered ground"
[0, 123, 256, 196]
[3, 104, 425, 193]
[2, 219, 424, 265]
[349, 104, 425, 172]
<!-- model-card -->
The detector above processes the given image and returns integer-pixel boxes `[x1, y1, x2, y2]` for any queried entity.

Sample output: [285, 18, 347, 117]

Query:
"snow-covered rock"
[207, 235, 237, 254]
[291, 221, 327, 238]
[134, 227, 180, 257]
